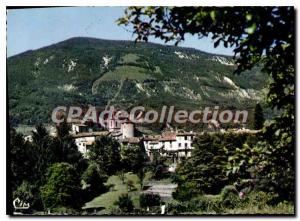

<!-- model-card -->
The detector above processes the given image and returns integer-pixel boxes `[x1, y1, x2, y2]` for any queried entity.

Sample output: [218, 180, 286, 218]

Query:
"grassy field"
[16, 124, 55, 135]
[119, 53, 140, 64]
[83, 172, 153, 213]
[15, 125, 36, 135]
[99, 65, 153, 81]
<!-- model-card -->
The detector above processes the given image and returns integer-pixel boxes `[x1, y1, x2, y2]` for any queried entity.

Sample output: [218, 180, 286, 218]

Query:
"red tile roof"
[121, 137, 141, 144]
[159, 136, 176, 141]
[72, 131, 110, 138]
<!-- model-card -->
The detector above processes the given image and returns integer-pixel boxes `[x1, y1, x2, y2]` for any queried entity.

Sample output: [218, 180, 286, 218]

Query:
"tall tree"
[254, 103, 265, 129]
[175, 133, 228, 197]
[52, 122, 84, 170]
[31, 124, 54, 183]
[40, 163, 82, 211]
[88, 136, 121, 175]
[174, 132, 257, 200]
[10, 128, 35, 189]
[121, 144, 147, 173]
[81, 162, 108, 201]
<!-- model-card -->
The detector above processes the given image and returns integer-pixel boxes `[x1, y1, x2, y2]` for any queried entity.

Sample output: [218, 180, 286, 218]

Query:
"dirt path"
[143, 183, 178, 199]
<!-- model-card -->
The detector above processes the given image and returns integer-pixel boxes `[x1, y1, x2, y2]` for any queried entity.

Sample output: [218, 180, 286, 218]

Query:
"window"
[179, 143, 182, 147]
[185, 143, 188, 148]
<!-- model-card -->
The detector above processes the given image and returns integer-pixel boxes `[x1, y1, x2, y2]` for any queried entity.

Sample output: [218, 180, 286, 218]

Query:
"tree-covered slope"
[7, 37, 268, 125]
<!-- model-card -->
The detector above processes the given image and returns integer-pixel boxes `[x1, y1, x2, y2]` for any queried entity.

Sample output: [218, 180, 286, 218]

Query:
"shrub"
[139, 193, 161, 208]
[245, 191, 276, 209]
[13, 181, 34, 205]
[115, 194, 134, 213]
[220, 185, 241, 209]
[166, 201, 190, 215]
[168, 195, 223, 214]
[154, 165, 165, 179]
[192, 195, 223, 213]
[220, 185, 238, 199]
[172, 181, 200, 201]
[51, 206, 80, 215]
[13, 181, 43, 213]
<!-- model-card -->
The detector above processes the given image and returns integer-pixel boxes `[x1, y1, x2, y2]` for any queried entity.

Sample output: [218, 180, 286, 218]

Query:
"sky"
[7, 7, 234, 57]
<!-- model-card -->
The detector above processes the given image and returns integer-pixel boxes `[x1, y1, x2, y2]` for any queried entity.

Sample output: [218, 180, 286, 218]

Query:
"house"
[143, 130, 196, 163]
[71, 123, 89, 134]
[24, 135, 33, 142]
[142, 135, 161, 157]
[68, 112, 195, 163]
[73, 131, 110, 156]
[70, 113, 135, 154]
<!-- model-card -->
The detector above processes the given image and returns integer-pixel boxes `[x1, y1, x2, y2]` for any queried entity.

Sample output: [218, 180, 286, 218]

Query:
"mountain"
[7, 37, 268, 127]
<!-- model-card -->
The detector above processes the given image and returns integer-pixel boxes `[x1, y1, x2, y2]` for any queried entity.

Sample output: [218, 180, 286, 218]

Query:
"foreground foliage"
[168, 188, 294, 215]
[173, 132, 259, 199]
[40, 163, 82, 210]
[119, 5, 295, 204]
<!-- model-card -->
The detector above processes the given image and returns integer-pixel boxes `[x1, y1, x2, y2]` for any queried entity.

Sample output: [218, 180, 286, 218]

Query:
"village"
[69, 113, 196, 164]
[25, 108, 257, 167]
[62, 111, 256, 166]
[20, 105, 259, 172]
[7, 5, 294, 216]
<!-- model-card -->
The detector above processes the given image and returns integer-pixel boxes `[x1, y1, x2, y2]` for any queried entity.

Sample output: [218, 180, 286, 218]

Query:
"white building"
[24, 135, 33, 142]
[70, 113, 135, 155]
[69, 113, 195, 163]
[73, 131, 110, 156]
[107, 114, 135, 139]
[71, 123, 89, 134]
[120, 120, 135, 139]
[143, 131, 196, 163]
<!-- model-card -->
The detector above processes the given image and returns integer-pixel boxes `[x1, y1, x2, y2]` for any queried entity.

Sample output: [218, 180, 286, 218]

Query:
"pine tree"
[88, 136, 121, 175]
[254, 103, 265, 129]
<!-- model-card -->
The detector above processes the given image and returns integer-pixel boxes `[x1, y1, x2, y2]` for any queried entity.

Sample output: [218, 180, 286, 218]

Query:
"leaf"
[246, 13, 252, 21]
[245, 23, 257, 34]
[214, 38, 221, 48]
[210, 10, 216, 21]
